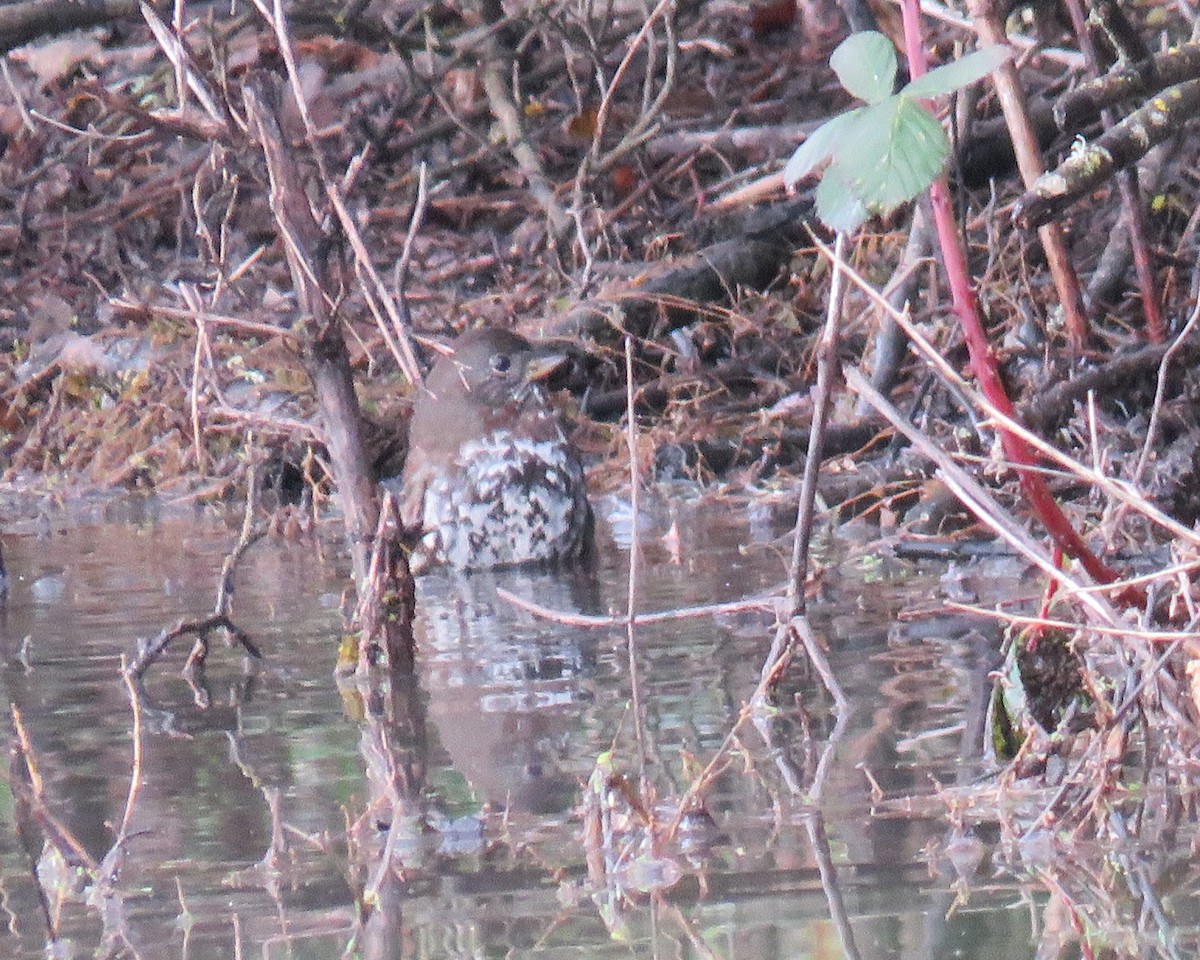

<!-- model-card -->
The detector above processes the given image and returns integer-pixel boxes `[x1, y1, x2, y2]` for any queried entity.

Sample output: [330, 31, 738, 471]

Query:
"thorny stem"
[838, 252, 1200, 550]
[846, 364, 1118, 626]
[899, 0, 1130, 597]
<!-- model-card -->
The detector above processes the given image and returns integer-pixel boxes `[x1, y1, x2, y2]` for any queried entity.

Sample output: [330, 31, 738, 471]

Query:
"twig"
[864, 203, 933, 404]
[892, 0, 1085, 68]
[810, 145, 1123, 595]
[1133, 294, 1200, 483]
[126, 457, 265, 677]
[17, 738, 96, 868]
[804, 810, 863, 960]
[1016, 339, 1173, 433]
[182, 284, 212, 471]
[244, 73, 382, 590]
[138, 1, 226, 127]
[590, 0, 676, 172]
[787, 231, 848, 615]
[624, 335, 642, 626]
[392, 162, 430, 343]
[944, 602, 1200, 644]
[709, 170, 786, 210]
[1016, 78, 1200, 230]
[667, 621, 798, 839]
[351, 491, 416, 675]
[790, 614, 848, 711]
[255, 0, 424, 387]
[116, 657, 145, 840]
[836, 251, 1200, 550]
[497, 586, 779, 626]
[645, 120, 822, 162]
[1056, 41, 1200, 131]
[215, 449, 264, 616]
[475, 6, 569, 237]
[623, 335, 649, 789]
[1061, 0, 1163, 344]
[125, 612, 262, 678]
[107, 300, 300, 343]
[964, 0, 1089, 352]
[201, 406, 322, 441]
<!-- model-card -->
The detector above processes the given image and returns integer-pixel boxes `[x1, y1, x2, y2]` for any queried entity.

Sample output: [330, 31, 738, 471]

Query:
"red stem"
[900, 0, 1130, 595]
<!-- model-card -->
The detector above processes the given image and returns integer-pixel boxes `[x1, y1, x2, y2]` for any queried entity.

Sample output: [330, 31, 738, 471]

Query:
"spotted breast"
[389, 328, 593, 572]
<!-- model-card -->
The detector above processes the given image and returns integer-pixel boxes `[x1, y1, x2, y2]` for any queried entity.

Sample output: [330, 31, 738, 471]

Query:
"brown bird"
[388, 328, 593, 572]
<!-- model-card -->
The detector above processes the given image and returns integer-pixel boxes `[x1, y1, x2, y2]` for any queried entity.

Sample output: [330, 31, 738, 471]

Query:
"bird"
[387, 327, 593, 572]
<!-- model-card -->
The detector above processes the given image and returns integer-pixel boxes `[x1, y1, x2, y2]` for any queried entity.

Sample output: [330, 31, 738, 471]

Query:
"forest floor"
[0, 1, 1196, 529]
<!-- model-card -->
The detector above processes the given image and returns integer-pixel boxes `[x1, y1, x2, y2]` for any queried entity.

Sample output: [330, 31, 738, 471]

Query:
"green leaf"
[835, 96, 949, 211]
[793, 33, 981, 232]
[830, 31, 897, 104]
[784, 108, 864, 186]
[903, 45, 1012, 99]
[814, 168, 868, 233]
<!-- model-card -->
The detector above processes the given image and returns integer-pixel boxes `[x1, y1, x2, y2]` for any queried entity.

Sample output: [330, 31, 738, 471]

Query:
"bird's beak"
[524, 352, 569, 383]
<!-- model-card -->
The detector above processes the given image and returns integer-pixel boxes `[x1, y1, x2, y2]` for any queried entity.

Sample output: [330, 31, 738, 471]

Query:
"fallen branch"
[1016, 78, 1200, 230]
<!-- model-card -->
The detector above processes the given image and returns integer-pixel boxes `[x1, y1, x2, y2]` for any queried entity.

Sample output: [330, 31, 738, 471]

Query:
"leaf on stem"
[784, 32, 1010, 232]
[784, 108, 864, 186]
[829, 31, 898, 104]
[845, 97, 950, 210]
[815, 169, 869, 233]
[904, 45, 1013, 99]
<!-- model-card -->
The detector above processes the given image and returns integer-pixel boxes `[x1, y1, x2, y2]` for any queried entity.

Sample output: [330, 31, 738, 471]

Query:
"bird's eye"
[490, 353, 512, 373]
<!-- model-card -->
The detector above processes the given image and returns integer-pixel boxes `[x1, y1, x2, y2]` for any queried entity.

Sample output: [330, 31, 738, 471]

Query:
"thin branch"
[964, 0, 1089, 351]
[1134, 293, 1200, 483]
[255, 0, 424, 386]
[623, 335, 649, 791]
[787, 231, 848, 615]
[497, 587, 780, 627]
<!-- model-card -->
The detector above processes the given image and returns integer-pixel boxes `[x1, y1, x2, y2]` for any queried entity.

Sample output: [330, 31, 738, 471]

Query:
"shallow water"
[0, 496, 1042, 959]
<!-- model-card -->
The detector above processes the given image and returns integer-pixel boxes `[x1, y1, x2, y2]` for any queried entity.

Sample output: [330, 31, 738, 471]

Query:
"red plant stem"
[899, 0, 1127, 592]
[1029, 546, 1065, 649]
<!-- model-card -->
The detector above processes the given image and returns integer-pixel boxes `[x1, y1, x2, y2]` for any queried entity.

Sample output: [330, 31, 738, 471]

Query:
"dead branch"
[1016, 78, 1200, 230]
[1055, 42, 1200, 132]
[243, 76, 379, 588]
[1015, 340, 1176, 433]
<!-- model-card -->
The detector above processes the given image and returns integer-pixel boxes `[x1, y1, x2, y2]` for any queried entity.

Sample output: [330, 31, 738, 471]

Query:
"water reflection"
[0, 507, 1053, 959]
[419, 565, 604, 817]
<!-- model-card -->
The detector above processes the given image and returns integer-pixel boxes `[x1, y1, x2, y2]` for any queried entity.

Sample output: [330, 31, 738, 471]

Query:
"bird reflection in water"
[419, 565, 603, 816]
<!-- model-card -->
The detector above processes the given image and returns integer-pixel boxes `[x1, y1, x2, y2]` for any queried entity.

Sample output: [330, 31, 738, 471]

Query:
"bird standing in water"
[389, 327, 592, 572]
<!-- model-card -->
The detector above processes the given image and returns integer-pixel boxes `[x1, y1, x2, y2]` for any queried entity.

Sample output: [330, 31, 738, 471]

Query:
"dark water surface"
[0, 497, 1038, 959]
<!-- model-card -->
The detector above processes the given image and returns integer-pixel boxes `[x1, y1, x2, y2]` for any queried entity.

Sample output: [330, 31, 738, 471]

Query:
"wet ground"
[0, 494, 1044, 959]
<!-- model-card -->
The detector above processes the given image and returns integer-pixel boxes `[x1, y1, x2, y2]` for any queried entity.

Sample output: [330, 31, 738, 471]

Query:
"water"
[0, 497, 1039, 959]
